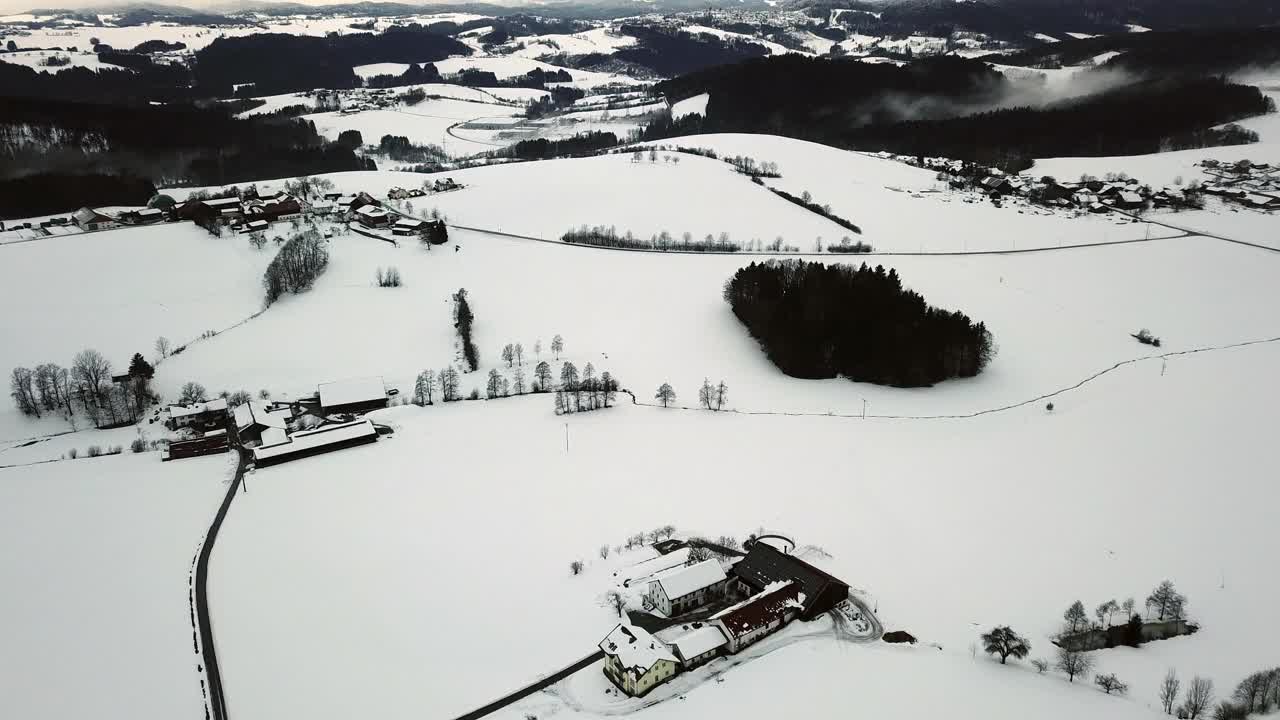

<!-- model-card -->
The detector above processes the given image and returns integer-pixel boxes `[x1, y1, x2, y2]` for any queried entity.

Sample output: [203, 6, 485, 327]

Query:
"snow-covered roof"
[137, 208, 163, 217]
[652, 559, 726, 601]
[599, 624, 676, 673]
[234, 401, 288, 432]
[711, 581, 800, 638]
[1246, 193, 1278, 205]
[260, 427, 288, 446]
[1119, 191, 1142, 204]
[170, 398, 228, 418]
[318, 376, 386, 407]
[246, 219, 269, 228]
[204, 197, 241, 208]
[669, 624, 727, 660]
[614, 547, 690, 583]
[252, 419, 377, 462]
[356, 205, 388, 218]
[394, 218, 424, 227]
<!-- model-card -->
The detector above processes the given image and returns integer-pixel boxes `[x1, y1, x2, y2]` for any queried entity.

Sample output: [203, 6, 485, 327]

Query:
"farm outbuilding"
[252, 419, 378, 467]
[318, 376, 389, 415]
[731, 542, 850, 620]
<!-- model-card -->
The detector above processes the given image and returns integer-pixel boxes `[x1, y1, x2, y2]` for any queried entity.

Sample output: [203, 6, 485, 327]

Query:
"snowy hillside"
[2, 126, 1279, 720]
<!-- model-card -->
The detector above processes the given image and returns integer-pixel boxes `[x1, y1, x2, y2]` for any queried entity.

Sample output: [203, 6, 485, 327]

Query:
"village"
[595, 536, 878, 700]
[878, 151, 1280, 215]
[0, 176, 461, 243]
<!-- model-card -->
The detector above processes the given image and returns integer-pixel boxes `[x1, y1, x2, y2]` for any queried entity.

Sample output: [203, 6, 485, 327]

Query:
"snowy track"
[195, 449, 248, 720]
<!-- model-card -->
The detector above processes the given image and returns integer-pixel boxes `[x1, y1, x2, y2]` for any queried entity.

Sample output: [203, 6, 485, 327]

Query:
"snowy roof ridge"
[652, 558, 726, 600]
[599, 623, 676, 674]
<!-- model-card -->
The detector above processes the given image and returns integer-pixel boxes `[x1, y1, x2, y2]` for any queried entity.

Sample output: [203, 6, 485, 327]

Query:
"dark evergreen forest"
[724, 260, 994, 387]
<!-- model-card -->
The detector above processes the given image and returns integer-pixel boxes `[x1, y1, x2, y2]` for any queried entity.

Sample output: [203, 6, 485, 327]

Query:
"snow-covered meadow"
[1, 128, 1278, 720]
[0, 451, 231, 719]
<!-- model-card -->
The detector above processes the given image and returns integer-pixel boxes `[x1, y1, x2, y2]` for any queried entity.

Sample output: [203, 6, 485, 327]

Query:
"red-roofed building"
[709, 581, 801, 653]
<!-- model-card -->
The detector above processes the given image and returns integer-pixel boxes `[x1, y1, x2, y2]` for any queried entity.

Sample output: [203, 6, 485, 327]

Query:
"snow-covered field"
[0, 48, 122, 72]
[0, 223, 273, 441]
[507, 27, 637, 59]
[0, 451, 231, 719]
[305, 98, 523, 154]
[213, 333, 1280, 720]
[3, 129, 1279, 720]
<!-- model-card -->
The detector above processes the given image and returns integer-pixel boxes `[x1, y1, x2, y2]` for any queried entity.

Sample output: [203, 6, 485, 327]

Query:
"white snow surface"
[671, 92, 709, 119]
[0, 452, 230, 719]
[0, 48, 124, 73]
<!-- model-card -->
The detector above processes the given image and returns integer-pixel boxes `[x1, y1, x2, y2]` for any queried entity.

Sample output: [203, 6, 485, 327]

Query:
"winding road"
[194, 447, 248, 720]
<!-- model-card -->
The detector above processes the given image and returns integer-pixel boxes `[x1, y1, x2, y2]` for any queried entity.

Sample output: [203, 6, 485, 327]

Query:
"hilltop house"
[72, 207, 119, 231]
[599, 624, 679, 697]
[165, 398, 229, 431]
[647, 559, 729, 617]
[709, 580, 802, 654]
[731, 542, 850, 620]
[318, 376, 389, 414]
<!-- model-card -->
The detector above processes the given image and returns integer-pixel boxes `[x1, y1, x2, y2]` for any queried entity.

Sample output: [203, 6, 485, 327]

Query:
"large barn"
[317, 377, 389, 415]
[731, 542, 850, 620]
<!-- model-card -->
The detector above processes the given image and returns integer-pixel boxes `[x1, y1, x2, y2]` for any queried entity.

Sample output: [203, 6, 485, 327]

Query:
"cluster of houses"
[880, 151, 1280, 215]
[387, 178, 461, 198]
[158, 376, 391, 466]
[599, 541, 851, 698]
[1199, 158, 1280, 210]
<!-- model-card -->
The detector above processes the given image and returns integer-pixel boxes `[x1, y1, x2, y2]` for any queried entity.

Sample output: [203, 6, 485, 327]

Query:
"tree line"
[724, 259, 994, 387]
[562, 225, 741, 252]
[10, 349, 154, 428]
[553, 361, 618, 414]
[453, 288, 479, 372]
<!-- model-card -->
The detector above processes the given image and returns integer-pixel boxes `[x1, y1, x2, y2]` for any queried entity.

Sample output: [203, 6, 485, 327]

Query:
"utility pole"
[862, 398, 867, 419]
[564, 423, 569, 452]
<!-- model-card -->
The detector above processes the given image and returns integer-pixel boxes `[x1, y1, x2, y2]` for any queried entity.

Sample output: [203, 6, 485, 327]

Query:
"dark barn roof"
[711, 581, 799, 639]
[732, 542, 850, 618]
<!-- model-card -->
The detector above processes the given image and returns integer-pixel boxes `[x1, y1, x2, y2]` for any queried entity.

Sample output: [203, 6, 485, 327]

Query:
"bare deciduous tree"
[603, 589, 625, 617]
[1184, 676, 1215, 719]
[551, 334, 564, 359]
[1096, 673, 1129, 695]
[513, 367, 527, 395]
[655, 382, 676, 408]
[534, 361, 552, 392]
[1064, 600, 1089, 633]
[486, 369, 503, 399]
[1096, 599, 1119, 628]
[698, 377, 714, 410]
[155, 336, 172, 359]
[1056, 647, 1094, 683]
[714, 380, 728, 411]
[514, 343, 524, 366]
[981, 626, 1031, 664]
[9, 367, 39, 417]
[1032, 658, 1050, 674]
[502, 343, 515, 367]
[569, 560, 584, 576]
[177, 381, 206, 405]
[1162, 670, 1183, 715]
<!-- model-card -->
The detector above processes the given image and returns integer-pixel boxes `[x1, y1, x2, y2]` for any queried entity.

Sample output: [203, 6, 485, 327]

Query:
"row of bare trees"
[554, 362, 617, 414]
[10, 349, 155, 427]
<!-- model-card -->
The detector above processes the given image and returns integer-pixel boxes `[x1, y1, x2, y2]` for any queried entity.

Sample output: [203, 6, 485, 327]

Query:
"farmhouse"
[165, 398, 229, 431]
[1246, 193, 1279, 210]
[247, 196, 302, 223]
[162, 429, 229, 461]
[599, 624, 679, 697]
[709, 580, 802, 654]
[732, 542, 850, 619]
[318, 376, 389, 414]
[355, 205, 391, 228]
[71, 207, 119, 231]
[252, 419, 378, 468]
[668, 623, 728, 669]
[241, 219, 270, 233]
[648, 559, 729, 617]
[392, 218, 426, 236]
[233, 401, 291, 446]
